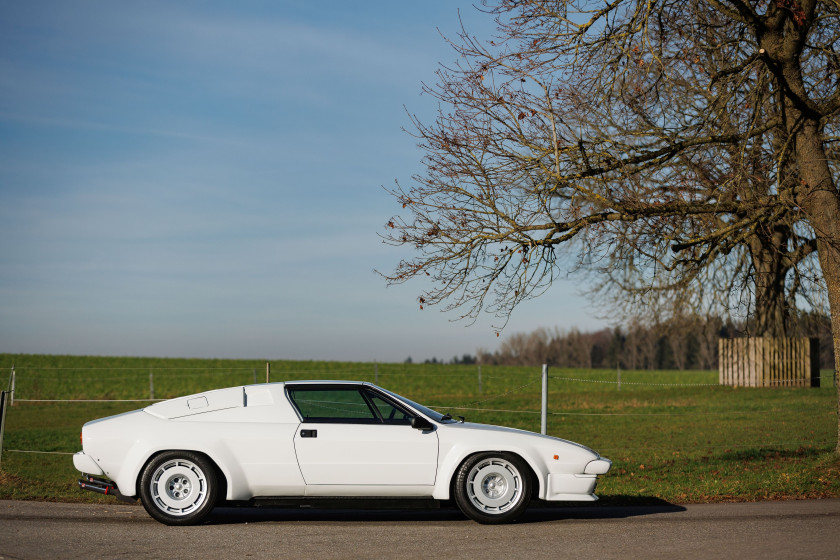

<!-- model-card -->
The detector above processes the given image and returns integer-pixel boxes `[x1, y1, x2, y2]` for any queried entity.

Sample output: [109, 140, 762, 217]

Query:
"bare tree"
[496, 328, 551, 365]
[482, 318, 724, 368]
[697, 316, 724, 370]
[552, 327, 594, 367]
[380, 0, 840, 451]
[588, 135, 825, 337]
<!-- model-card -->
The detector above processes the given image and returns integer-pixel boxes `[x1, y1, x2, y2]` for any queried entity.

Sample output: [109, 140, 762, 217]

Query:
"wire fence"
[4, 363, 745, 400]
[3, 362, 835, 406]
[1, 362, 837, 458]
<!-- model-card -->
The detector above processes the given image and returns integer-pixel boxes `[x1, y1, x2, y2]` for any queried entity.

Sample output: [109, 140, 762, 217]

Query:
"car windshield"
[380, 388, 459, 424]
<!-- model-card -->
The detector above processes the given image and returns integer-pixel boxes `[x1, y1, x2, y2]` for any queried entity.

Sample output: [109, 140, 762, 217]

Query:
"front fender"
[431, 442, 549, 500]
[430, 423, 602, 501]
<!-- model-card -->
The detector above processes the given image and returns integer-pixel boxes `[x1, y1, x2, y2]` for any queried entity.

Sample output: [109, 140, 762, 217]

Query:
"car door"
[287, 385, 439, 486]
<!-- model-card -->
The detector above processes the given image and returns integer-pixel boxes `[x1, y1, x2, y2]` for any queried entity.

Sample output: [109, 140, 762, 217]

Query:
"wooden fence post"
[809, 338, 820, 388]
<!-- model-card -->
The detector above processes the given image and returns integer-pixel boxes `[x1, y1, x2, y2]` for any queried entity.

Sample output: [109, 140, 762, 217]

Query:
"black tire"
[139, 451, 219, 526]
[453, 452, 533, 524]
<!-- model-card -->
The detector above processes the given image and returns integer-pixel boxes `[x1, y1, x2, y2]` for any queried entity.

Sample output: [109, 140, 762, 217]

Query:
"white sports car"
[74, 381, 611, 525]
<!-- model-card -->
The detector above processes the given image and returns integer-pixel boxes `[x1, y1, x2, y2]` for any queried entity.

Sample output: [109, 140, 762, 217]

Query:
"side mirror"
[411, 416, 434, 431]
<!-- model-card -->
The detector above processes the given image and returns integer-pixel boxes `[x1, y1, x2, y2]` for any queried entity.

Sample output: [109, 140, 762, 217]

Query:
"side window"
[288, 388, 378, 423]
[367, 392, 412, 425]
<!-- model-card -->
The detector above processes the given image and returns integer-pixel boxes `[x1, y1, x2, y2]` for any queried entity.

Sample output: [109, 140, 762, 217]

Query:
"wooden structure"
[718, 337, 820, 388]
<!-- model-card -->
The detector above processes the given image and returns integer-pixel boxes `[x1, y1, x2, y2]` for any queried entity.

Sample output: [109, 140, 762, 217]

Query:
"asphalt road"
[1, 499, 839, 559]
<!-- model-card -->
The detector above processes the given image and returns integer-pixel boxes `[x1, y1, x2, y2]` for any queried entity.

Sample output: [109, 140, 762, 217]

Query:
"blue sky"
[0, 0, 604, 362]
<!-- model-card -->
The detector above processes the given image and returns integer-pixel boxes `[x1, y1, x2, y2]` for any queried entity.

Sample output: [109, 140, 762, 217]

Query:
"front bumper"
[543, 457, 612, 501]
[584, 458, 612, 475]
[544, 473, 599, 501]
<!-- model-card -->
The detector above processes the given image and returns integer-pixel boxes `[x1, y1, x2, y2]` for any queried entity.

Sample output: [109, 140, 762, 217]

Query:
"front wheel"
[453, 452, 532, 524]
[139, 451, 218, 525]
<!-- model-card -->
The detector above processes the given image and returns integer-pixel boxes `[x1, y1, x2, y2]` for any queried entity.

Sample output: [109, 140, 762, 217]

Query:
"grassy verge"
[1, 354, 838, 505]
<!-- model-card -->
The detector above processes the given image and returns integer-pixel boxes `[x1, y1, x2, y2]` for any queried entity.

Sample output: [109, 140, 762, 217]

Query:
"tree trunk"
[748, 226, 793, 337]
[792, 121, 840, 455]
[813, 225, 840, 456]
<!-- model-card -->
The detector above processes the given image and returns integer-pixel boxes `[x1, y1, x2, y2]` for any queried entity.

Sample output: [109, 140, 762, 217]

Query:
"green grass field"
[1, 353, 838, 505]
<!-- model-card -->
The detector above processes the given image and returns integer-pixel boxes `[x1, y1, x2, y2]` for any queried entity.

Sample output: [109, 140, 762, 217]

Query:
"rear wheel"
[139, 451, 218, 525]
[453, 452, 532, 524]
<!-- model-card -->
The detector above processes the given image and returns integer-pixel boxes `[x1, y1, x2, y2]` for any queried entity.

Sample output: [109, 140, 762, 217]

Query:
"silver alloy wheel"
[465, 457, 523, 514]
[149, 458, 208, 516]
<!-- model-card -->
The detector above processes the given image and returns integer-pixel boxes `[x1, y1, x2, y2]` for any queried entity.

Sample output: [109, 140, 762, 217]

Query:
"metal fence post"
[375, 362, 379, 385]
[618, 365, 621, 391]
[149, 370, 155, 400]
[0, 390, 7, 469]
[9, 366, 15, 406]
[478, 365, 482, 395]
[541, 364, 548, 435]
[266, 362, 270, 384]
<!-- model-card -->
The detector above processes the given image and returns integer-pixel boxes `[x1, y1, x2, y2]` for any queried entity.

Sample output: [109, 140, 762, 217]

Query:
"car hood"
[441, 421, 599, 456]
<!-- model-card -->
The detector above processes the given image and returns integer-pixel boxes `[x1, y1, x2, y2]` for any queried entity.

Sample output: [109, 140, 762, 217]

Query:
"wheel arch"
[134, 448, 231, 501]
[438, 448, 543, 501]
[449, 450, 538, 524]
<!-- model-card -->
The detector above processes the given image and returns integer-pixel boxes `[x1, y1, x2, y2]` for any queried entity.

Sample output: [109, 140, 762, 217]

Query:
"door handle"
[300, 429, 318, 438]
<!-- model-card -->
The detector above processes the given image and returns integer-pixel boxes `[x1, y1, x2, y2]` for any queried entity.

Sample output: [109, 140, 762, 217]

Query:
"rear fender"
[116, 442, 244, 501]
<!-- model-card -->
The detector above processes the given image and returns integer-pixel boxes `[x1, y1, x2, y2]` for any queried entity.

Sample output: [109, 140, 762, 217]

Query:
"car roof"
[282, 380, 372, 386]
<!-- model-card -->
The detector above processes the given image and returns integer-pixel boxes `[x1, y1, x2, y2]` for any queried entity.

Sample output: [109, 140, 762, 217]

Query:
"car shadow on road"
[207, 506, 465, 524]
[206, 497, 685, 525]
[520, 497, 686, 523]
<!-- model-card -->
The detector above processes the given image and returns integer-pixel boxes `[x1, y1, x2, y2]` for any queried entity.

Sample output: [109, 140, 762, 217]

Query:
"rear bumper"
[73, 451, 104, 476]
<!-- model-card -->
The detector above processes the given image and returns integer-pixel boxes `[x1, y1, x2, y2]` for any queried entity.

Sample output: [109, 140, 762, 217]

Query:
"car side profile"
[74, 381, 611, 525]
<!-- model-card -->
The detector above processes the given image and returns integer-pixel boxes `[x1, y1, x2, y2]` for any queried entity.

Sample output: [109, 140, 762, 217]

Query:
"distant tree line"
[404, 354, 478, 366]
[474, 314, 834, 371]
